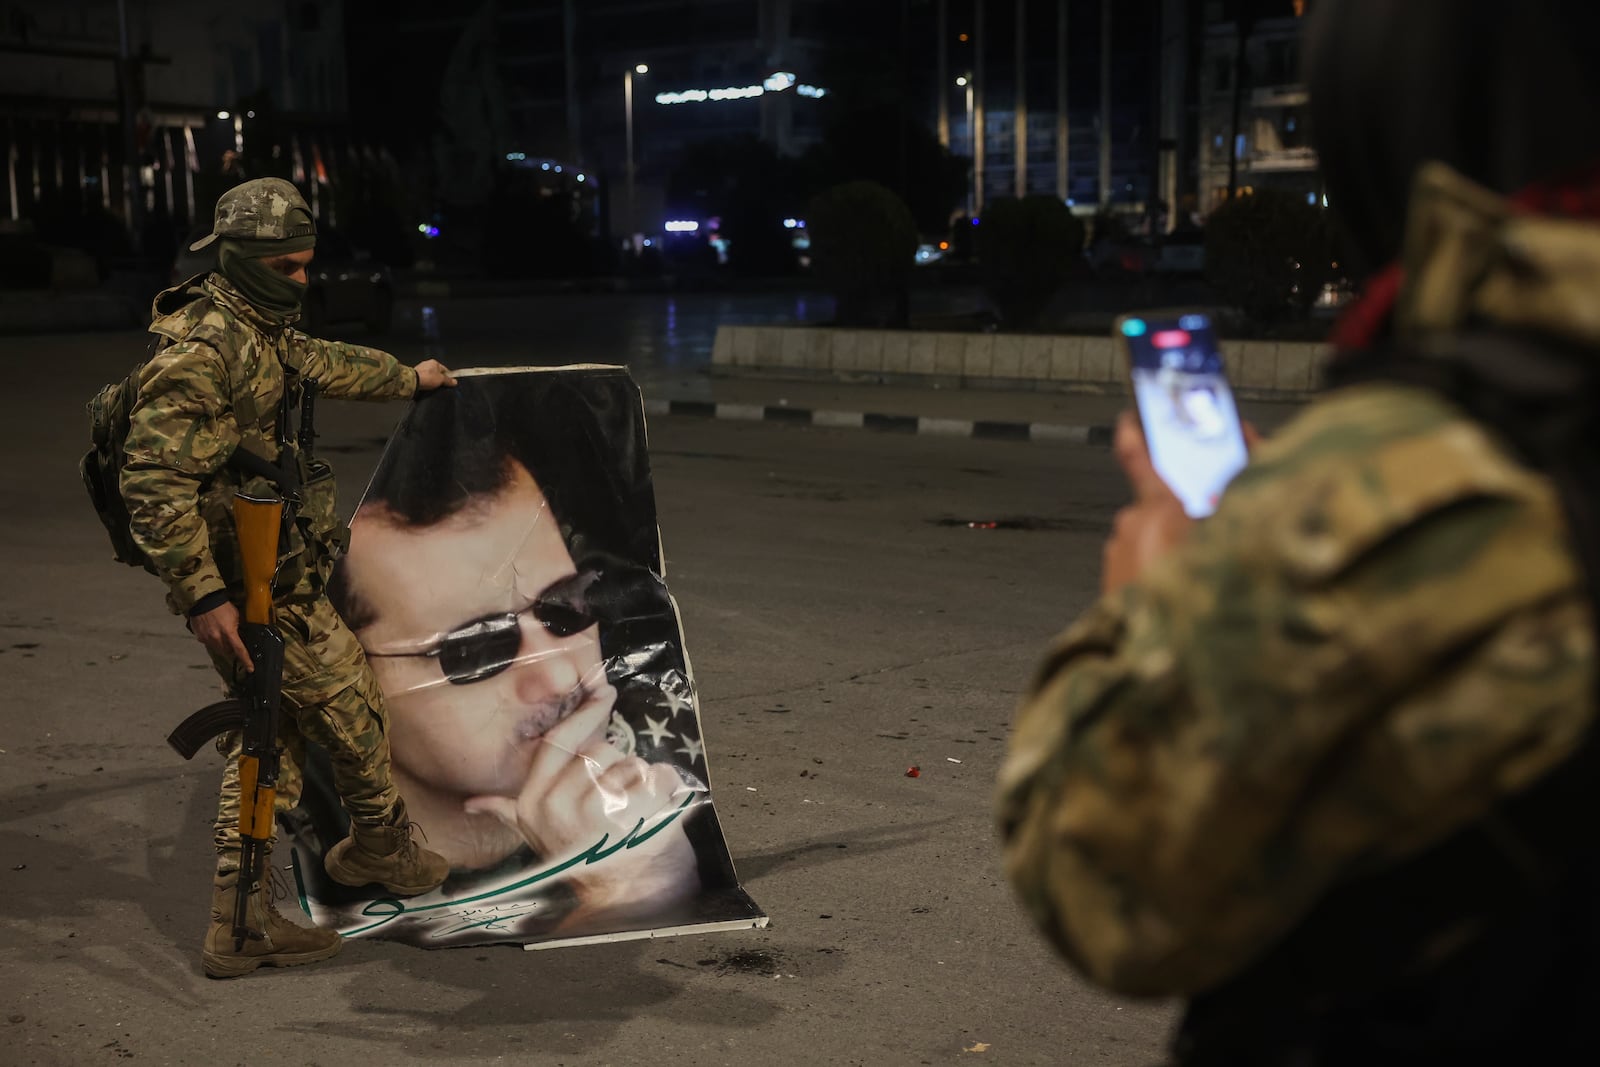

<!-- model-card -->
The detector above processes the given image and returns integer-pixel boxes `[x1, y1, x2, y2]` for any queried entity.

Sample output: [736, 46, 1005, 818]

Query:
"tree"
[806, 181, 919, 328]
[801, 104, 969, 236]
[1205, 188, 1335, 323]
[977, 196, 1085, 329]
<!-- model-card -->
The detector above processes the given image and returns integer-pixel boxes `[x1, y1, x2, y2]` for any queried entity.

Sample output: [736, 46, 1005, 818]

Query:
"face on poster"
[285, 366, 764, 947]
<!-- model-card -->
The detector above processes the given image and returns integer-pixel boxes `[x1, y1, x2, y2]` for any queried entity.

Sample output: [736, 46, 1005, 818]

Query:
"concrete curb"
[642, 397, 1113, 446]
[712, 323, 1329, 399]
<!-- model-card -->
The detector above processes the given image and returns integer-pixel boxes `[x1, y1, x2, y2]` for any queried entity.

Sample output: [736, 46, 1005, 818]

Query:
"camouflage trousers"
[207, 587, 399, 858]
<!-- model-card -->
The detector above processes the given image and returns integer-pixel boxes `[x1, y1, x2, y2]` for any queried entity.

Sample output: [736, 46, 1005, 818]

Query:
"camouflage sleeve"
[120, 340, 241, 612]
[287, 333, 417, 401]
[996, 385, 1594, 998]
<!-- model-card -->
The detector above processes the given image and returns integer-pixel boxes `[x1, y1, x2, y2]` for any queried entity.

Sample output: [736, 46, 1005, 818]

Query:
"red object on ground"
[905, 766, 921, 778]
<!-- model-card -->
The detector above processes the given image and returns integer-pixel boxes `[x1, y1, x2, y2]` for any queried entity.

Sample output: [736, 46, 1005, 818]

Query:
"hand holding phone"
[1114, 310, 1250, 519]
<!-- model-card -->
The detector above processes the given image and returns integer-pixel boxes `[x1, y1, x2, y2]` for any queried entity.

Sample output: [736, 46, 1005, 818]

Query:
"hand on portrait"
[461, 684, 700, 906]
[415, 359, 458, 392]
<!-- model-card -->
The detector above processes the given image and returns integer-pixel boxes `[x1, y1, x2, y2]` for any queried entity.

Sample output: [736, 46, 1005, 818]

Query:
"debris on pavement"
[946, 757, 963, 764]
[905, 765, 921, 778]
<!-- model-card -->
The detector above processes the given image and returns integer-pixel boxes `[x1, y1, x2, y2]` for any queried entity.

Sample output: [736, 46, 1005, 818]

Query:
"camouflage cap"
[189, 178, 316, 251]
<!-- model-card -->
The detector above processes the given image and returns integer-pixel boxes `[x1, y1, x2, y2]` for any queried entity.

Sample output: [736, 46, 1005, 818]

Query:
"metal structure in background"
[1, 0, 365, 252]
[936, 0, 950, 148]
[973, 0, 986, 214]
[1014, 0, 1026, 198]
[1098, 0, 1112, 205]
[623, 63, 647, 239]
[115, 0, 143, 252]
[563, 0, 582, 165]
[1056, 0, 1068, 203]
[958, 74, 975, 214]
[1156, 0, 1187, 231]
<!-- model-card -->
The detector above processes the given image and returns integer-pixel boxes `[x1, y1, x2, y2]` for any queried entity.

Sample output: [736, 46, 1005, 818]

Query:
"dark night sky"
[341, 0, 1181, 162]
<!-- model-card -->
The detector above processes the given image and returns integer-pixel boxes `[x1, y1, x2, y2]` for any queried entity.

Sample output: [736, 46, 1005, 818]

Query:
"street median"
[711, 324, 1328, 399]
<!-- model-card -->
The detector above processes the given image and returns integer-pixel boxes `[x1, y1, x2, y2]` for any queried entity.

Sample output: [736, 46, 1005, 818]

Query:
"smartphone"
[1114, 310, 1249, 519]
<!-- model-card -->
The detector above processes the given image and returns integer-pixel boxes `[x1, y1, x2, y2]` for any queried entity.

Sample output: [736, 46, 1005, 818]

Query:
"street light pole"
[1057, 0, 1069, 203]
[958, 75, 975, 215]
[936, 0, 950, 148]
[1015, 0, 1027, 198]
[974, 0, 986, 215]
[624, 63, 647, 240]
[116, 0, 144, 254]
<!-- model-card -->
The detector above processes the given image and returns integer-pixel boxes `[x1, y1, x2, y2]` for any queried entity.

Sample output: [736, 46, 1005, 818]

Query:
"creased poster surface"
[284, 366, 765, 948]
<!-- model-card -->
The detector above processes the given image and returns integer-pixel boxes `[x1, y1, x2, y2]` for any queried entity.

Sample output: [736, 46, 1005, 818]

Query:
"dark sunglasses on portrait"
[368, 571, 600, 685]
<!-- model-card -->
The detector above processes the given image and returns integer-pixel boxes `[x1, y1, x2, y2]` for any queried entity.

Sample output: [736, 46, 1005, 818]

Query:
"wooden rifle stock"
[234, 494, 281, 628]
[229, 493, 287, 950]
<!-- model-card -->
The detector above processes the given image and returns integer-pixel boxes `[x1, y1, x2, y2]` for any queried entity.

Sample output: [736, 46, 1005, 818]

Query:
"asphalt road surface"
[2, 318, 1180, 1067]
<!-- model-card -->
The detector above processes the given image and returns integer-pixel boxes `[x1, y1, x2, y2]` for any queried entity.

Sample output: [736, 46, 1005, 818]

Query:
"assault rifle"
[164, 378, 318, 948]
[167, 494, 287, 950]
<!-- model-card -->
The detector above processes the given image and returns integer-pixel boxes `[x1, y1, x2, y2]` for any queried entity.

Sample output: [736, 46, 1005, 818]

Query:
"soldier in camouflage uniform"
[123, 178, 459, 978]
[999, 1, 1600, 1061]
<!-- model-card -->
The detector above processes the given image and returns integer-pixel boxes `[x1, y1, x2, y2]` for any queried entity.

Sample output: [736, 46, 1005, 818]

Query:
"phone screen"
[1120, 311, 1248, 518]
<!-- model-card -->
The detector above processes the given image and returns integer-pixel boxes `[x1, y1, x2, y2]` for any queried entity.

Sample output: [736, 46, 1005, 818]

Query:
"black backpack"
[80, 349, 298, 576]
[81, 360, 160, 574]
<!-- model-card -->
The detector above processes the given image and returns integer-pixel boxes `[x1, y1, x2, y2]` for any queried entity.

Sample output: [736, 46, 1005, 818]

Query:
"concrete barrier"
[710, 324, 1328, 398]
[0, 290, 142, 336]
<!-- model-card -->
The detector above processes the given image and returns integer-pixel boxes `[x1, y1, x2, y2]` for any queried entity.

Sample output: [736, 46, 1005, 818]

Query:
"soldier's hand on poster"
[415, 359, 457, 392]
[190, 599, 254, 672]
[461, 681, 699, 910]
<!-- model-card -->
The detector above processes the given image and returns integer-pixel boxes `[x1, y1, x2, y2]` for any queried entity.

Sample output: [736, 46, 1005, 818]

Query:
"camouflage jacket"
[997, 165, 1598, 998]
[122, 274, 417, 615]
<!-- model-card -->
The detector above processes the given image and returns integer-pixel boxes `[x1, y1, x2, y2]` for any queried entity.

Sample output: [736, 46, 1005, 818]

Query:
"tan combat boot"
[323, 799, 449, 896]
[203, 860, 342, 979]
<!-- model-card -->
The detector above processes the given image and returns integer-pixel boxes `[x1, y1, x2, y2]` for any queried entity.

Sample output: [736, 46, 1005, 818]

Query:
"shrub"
[1204, 189, 1336, 323]
[480, 183, 591, 279]
[0, 230, 52, 289]
[977, 196, 1085, 329]
[805, 180, 918, 328]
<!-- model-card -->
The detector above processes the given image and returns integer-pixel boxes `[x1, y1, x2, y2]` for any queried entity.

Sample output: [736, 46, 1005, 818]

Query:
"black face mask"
[217, 228, 316, 321]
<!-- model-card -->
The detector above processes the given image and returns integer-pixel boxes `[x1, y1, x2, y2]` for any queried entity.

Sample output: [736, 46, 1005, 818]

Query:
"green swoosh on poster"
[342, 791, 698, 936]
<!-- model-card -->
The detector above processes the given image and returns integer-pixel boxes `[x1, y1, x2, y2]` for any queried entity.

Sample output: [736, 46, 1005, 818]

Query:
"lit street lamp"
[958, 75, 975, 214]
[624, 63, 648, 239]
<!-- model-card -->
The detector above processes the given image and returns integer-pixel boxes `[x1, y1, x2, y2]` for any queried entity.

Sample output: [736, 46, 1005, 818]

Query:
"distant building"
[926, 0, 1168, 225]
[356, 0, 841, 236]
[1, 0, 353, 244]
[968, 107, 1149, 213]
[1196, 0, 1321, 211]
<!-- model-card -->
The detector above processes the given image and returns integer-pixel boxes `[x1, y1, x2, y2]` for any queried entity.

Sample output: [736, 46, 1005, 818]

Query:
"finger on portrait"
[589, 757, 654, 822]
[648, 761, 700, 804]
[596, 756, 652, 798]
[549, 739, 627, 809]
[461, 793, 519, 829]
[522, 698, 615, 789]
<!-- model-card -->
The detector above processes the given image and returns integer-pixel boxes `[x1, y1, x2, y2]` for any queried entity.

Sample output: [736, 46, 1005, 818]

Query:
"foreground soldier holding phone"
[999, 0, 1600, 1061]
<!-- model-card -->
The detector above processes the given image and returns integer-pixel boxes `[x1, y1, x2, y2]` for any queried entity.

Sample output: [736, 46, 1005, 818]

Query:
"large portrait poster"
[283, 366, 767, 948]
